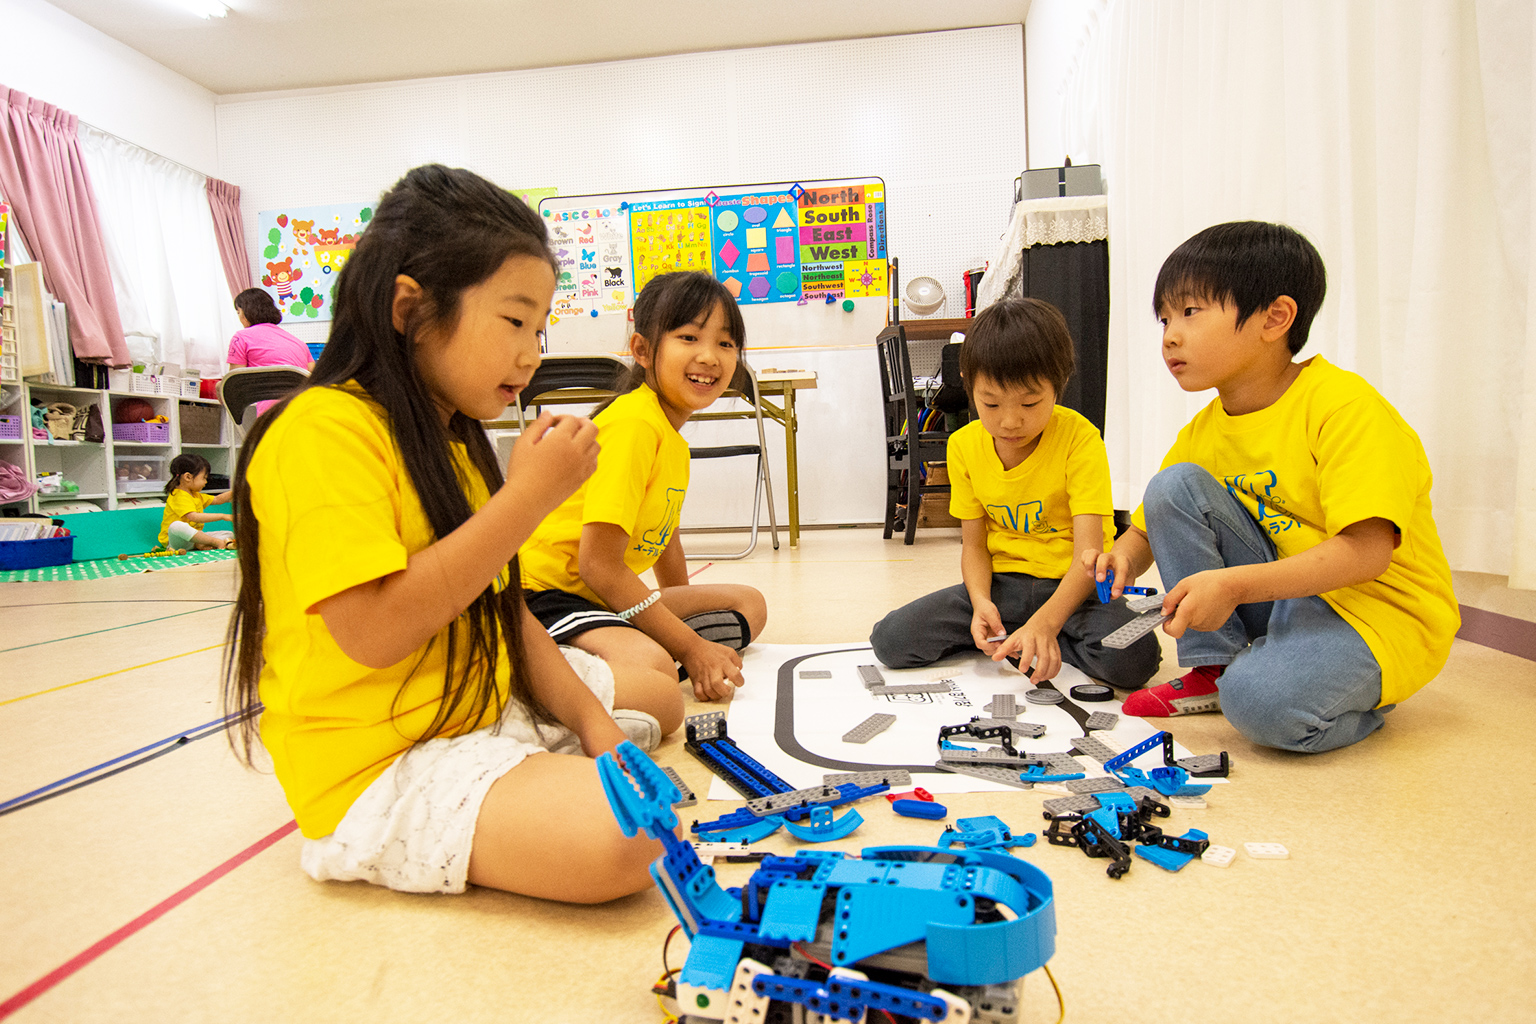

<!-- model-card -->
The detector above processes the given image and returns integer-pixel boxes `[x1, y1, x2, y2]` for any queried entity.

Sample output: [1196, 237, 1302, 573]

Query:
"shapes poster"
[545, 201, 634, 323]
[708, 190, 799, 306]
[255, 202, 372, 323]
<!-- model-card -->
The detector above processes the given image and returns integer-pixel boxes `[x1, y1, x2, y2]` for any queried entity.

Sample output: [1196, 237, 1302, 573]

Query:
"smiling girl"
[520, 271, 768, 710]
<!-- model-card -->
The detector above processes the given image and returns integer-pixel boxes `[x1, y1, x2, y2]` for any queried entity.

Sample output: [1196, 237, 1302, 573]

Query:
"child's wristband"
[616, 590, 661, 621]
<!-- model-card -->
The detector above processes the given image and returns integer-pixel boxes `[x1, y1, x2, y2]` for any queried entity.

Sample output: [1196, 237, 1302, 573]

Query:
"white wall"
[216, 26, 1027, 529]
[1023, 0, 1102, 170]
[0, 0, 218, 174]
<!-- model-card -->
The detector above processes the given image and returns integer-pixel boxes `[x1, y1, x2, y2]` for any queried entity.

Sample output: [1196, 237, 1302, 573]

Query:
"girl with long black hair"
[223, 165, 665, 902]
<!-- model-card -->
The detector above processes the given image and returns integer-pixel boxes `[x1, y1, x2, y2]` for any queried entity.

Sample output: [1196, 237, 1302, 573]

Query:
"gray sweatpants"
[869, 572, 1161, 689]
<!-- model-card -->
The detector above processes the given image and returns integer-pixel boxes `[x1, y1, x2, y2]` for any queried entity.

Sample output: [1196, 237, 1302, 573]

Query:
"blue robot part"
[597, 744, 1058, 1021]
[1096, 569, 1158, 603]
[1019, 764, 1086, 783]
[892, 798, 948, 820]
[939, 815, 1037, 854]
[1134, 829, 1211, 871]
[783, 804, 863, 842]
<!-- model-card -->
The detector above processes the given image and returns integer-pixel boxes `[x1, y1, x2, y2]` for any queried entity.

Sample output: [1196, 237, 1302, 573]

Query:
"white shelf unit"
[4, 382, 233, 515]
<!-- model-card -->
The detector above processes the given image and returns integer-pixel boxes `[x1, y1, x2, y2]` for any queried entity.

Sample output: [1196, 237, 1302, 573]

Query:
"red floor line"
[0, 820, 299, 1020]
[687, 561, 714, 580]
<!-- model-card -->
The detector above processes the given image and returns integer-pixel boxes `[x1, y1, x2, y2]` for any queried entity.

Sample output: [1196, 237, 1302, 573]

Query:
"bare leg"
[568, 626, 684, 736]
[467, 751, 664, 902]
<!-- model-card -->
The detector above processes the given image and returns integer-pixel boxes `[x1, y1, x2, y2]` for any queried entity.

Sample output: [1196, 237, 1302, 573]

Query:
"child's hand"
[994, 618, 1062, 681]
[1162, 569, 1242, 638]
[681, 639, 744, 702]
[969, 600, 1006, 655]
[1082, 548, 1136, 599]
[508, 412, 599, 516]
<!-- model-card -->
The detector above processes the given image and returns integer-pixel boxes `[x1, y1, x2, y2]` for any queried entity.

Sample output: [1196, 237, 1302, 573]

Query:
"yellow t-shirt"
[1130, 356, 1458, 706]
[520, 384, 690, 605]
[947, 407, 1116, 579]
[247, 383, 512, 838]
[158, 489, 216, 545]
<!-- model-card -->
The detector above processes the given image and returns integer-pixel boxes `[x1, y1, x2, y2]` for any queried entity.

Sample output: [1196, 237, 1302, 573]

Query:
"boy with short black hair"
[1090, 221, 1458, 752]
[870, 297, 1160, 687]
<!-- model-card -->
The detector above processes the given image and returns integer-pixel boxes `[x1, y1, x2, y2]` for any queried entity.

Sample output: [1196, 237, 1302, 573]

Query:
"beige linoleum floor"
[1, 527, 1530, 1023]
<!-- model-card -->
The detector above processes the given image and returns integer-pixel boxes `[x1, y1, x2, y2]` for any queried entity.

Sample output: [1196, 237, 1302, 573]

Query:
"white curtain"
[1044, 0, 1535, 585]
[77, 126, 238, 376]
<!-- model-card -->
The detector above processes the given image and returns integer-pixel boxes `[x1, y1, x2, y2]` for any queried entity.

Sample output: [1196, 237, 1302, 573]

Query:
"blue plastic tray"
[0, 535, 74, 570]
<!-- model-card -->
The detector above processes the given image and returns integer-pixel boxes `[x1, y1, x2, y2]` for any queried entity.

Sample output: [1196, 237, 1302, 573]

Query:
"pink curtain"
[205, 176, 252, 299]
[0, 86, 128, 365]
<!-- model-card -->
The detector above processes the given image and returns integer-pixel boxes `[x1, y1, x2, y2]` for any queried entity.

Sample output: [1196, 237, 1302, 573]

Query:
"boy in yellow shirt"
[1091, 221, 1458, 752]
[871, 298, 1160, 688]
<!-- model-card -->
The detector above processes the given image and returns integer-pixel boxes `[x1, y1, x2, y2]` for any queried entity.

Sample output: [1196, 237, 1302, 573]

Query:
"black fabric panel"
[1017, 238, 1109, 436]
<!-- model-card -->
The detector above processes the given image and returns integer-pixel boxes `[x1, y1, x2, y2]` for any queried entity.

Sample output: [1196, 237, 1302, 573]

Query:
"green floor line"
[0, 605, 229, 653]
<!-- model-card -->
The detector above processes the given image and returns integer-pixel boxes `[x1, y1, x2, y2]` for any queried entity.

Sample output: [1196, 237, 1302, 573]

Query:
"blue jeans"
[1143, 463, 1390, 753]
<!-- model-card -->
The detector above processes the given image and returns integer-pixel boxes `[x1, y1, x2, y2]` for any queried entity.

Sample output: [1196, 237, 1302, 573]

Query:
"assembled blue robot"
[600, 742, 1057, 1023]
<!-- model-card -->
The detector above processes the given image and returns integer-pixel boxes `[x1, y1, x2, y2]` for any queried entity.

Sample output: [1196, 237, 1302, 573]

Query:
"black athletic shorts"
[523, 589, 638, 644]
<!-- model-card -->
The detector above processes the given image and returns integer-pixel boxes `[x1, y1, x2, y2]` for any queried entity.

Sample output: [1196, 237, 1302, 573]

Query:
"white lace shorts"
[299, 646, 615, 894]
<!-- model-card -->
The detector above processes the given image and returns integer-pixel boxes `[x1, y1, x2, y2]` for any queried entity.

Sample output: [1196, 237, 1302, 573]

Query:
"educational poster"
[545, 201, 634, 324]
[709, 189, 801, 305]
[628, 201, 712, 295]
[796, 181, 888, 302]
[255, 202, 372, 322]
[537, 177, 886, 324]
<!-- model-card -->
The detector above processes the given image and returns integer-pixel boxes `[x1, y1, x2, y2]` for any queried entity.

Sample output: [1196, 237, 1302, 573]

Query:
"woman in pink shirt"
[228, 289, 316, 371]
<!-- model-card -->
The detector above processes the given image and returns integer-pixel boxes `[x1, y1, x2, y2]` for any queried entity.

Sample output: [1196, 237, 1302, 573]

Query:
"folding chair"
[218, 366, 310, 442]
[683, 361, 779, 560]
[876, 324, 951, 544]
[513, 354, 630, 428]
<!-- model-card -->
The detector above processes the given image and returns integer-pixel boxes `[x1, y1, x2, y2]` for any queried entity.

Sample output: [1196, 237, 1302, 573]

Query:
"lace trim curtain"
[976, 196, 1108, 312]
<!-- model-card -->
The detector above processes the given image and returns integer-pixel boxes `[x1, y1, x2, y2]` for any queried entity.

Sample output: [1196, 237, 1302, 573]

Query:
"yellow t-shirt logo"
[985, 501, 1049, 534]
[638, 486, 685, 553]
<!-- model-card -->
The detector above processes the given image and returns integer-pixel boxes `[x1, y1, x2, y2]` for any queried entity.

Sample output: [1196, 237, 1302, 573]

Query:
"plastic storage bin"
[179, 402, 222, 444]
[115, 453, 168, 492]
[112, 422, 171, 443]
[0, 534, 73, 569]
[0, 414, 20, 440]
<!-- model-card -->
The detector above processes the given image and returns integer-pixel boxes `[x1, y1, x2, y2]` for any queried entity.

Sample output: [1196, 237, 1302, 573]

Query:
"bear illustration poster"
[255, 202, 373, 323]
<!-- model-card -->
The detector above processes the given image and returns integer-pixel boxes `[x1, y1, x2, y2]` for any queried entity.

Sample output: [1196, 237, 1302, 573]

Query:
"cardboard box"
[917, 464, 960, 529]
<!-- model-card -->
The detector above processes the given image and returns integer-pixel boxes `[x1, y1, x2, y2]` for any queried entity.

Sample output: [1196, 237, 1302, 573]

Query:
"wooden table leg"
[782, 387, 800, 547]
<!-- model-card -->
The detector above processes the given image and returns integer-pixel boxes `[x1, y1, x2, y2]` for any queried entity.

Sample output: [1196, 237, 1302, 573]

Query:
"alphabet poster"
[539, 177, 887, 324]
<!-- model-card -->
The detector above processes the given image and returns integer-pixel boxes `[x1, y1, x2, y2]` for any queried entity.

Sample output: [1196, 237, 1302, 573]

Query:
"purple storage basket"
[112, 421, 171, 443]
[0, 415, 20, 440]
[0, 535, 73, 570]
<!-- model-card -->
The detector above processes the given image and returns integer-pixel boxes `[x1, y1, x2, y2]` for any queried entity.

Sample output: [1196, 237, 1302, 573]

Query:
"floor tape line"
[0, 643, 225, 708]
[0, 605, 228, 654]
[0, 820, 299, 1021]
[0, 708, 258, 816]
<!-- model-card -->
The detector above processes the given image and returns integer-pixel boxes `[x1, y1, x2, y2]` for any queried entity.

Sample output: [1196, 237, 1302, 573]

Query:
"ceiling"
[49, 0, 1031, 96]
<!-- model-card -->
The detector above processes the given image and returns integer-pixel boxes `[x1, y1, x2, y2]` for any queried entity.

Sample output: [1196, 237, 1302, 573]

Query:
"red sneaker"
[1122, 665, 1224, 717]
